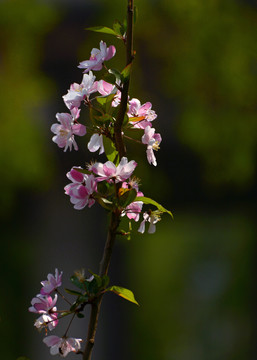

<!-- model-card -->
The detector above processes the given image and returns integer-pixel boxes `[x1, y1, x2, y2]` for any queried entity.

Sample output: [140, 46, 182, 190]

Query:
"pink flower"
[78, 41, 116, 73]
[138, 211, 161, 234]
[141, 126, 162, 166]
[29, 294, 59, 331]
[87, 134, 104, 155]
[43, 335, 82, 357]
[63, 71, 97, 110]
[89, 157, 137, 183]
[96, 80, 115, 96]
[64, 168, 97, 210]
[128, 98, 157, 129]
[40, 269, 63, 295]
[121, 181, 144, 222]
[51, 109, 86, 152]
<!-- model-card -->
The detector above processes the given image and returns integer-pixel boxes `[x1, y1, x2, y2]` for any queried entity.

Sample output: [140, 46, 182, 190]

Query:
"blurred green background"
[0, 0, 256, 359]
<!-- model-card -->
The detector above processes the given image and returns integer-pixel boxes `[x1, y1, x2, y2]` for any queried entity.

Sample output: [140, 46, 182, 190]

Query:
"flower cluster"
[51, 40, 161, 167]
[49, 40, 165, 235]
[29, 269, 82, 357]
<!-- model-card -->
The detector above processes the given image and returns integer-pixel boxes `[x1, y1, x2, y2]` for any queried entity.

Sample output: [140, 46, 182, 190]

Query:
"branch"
[114, 0, 134, 159]
[82, 2, 134, 359]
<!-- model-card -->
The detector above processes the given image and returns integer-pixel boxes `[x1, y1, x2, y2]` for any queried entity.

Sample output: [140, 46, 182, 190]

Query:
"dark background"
[0, 0, 256, 359]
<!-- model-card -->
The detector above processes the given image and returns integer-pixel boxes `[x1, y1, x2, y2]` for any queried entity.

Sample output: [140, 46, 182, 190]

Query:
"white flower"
[43, 336, 82, 357]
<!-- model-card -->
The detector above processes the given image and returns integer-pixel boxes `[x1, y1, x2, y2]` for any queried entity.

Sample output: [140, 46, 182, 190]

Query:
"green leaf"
[118, 188, 137, 208]
[103, 72, 117, 85]
[96, 196, 114, 211]
[77, 294, 89, 303]
[70, 275, 86, 290]
[136, 196, 173, 218]
[65, 288, 83, 296]
[112, 20, 123, 36]
[101, 274, 110, 288]
[76, 313, 85, 318]
[107, 286, 139, 305]
[103, 136, 119, 163]
[86, 26, 117, 36]
[108, 68, 122, 82]
[121, 63, 132, 83]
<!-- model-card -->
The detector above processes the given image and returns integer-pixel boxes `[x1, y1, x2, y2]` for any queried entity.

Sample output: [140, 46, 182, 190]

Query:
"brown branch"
[114, 0, 134, 159]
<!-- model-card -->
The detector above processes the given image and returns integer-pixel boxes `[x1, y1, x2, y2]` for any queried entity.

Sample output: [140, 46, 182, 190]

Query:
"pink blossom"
[64, 168, 97, 210]
[51, 109, 86, 152]
[40, 269, 63, 295]
[43, 335, 82, 357]
[128, 98, 157, 129]
[112, 90, 122, 107]
[121, 181, 144, 222]
[63, 71, 97, 110]
[87, 134, 104, 155]
[89, 157, 137, 183]
[29, 294, 59, 331]
[138, 211, 161, 234]
[96, 80, 115, 96]
[141, 126, 162, 166]
[78, 41, 116, 73]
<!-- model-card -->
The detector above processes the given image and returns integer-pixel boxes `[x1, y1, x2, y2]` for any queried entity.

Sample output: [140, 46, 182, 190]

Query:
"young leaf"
[118, 188, 137, 208]
[70, 275, 86, 290]
[107, 286, 139, 305]
[103, 136, 119, 164]
[121, 63, 132, 83]
[77, 313, 85, 318]
[86, 26, 117, 36]
[112, 20, 123, 36]
[136, 196, 173, 218]
[65, 288, 83, 296]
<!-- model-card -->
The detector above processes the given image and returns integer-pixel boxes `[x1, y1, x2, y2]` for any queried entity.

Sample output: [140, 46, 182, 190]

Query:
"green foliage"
[103, 136, 119, 164]
[107, 286, 139, 305]
[118, 188, 137, 208]
[136, 196, 173, 218]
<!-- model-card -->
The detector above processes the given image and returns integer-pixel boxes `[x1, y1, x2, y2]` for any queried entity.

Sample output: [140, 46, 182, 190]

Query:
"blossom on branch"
[43, 335, 82, 357]
[78, 41, 116, 73]
[40, 268, 63, 295]
[29, 294, 59, 331]
[87, 133, 104, 155]
[138, 211, 162, 234]
[89, 157, 137, 183]
[141, 125, 162, 166]
[121, 180, 144, 222]
[51, 108, 86, 152]
[63, 71, 97, 110]
[128, 98, 157, 129]
[65, 168, 97, 210]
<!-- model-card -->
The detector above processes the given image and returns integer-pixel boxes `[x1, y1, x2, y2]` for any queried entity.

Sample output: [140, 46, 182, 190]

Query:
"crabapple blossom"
[63, 71, 97, 110]
[128, 98, 157, 129]
[29, 294, 59, 331]
[121, 181, 144, 222]
[141, 125, 162, 166]
[78, 41, 116, 73]
[138, 210, 162, 234]
[96, 80, 116, 96]
[89, 157, 137, 183]
[43, 335, 82, 357]
[51, 108, 86, 152]
[65, 168, 97, 210]
[87, 133, 104, 155]
[40, 268, 63, 295]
